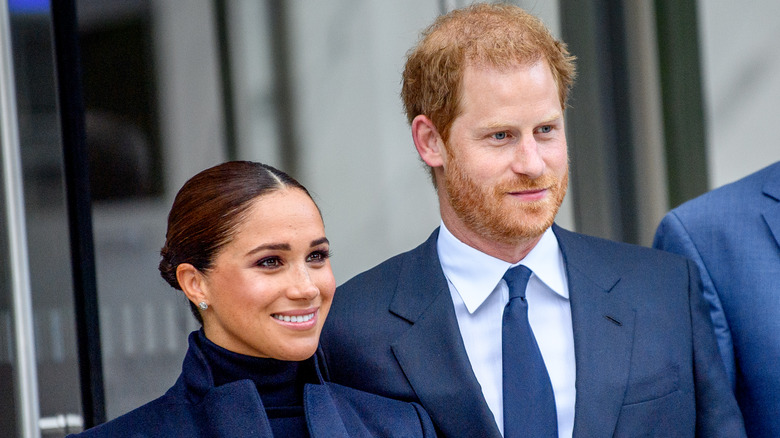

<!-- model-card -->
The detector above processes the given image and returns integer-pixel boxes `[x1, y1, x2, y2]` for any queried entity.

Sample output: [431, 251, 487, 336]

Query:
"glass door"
[1, 0, 84, 436]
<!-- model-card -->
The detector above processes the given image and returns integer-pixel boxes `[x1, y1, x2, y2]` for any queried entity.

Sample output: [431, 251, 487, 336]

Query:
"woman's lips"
[271, 308, 318, 329]
[272, 312, 315, 323]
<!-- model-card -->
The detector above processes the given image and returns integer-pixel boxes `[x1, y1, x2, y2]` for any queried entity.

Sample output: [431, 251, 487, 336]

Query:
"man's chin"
[481, 217, 554, 244]
[506, 209, 558, 240]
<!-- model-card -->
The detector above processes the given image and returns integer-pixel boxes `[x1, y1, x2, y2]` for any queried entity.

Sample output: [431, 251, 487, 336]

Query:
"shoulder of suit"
[338, 229, 438, 292]
[670, 161, 779, 219]
[338, 249, 409, 292]
[556, 226, 688, 269]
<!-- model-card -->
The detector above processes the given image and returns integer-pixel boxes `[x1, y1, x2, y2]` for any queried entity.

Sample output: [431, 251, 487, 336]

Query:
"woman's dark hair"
[159, 161, 313, 324]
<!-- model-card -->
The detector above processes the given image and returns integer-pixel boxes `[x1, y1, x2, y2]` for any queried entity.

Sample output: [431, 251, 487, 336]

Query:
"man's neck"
[440, 215, 545, 264]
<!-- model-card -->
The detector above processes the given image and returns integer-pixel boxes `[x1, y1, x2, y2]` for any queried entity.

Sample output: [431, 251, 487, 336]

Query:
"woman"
[71, 161, 436, 437]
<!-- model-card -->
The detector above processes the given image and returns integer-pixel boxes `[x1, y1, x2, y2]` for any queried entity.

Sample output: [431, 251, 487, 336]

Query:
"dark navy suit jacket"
[654, 161, 780, 438]
[69, 332, 436, 437]
[321, 225, 745, 437]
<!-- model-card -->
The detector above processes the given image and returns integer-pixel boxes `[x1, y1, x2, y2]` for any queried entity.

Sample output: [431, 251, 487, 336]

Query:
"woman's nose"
[287, 265, 319, 300]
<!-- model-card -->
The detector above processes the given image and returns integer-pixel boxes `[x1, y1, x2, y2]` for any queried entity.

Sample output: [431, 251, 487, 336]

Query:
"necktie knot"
[503, 265, 532, 301]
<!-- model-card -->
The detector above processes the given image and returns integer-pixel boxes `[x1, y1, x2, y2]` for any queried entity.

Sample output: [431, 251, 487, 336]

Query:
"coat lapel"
[554, 226, 636, 437]
[304, 385, 352, 438]
[389, 229, 502, 438]
[197, 380, 276, 437]
[761, 164, 780, 251]
[181, 333, 275, 437]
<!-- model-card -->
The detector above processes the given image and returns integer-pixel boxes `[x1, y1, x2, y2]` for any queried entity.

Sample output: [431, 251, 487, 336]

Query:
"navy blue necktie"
[502, 265, 558, 437]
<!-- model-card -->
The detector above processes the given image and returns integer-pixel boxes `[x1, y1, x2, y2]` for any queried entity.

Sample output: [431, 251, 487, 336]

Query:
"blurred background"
[1, 0, 779, 436]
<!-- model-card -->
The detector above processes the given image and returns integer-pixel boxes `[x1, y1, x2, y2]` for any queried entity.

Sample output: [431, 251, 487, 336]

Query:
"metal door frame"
[0, 1, 41, 436]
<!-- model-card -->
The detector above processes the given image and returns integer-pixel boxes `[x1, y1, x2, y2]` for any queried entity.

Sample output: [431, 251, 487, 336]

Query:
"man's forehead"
[463, 57, 549, 76]
[458, 60, 562, 109]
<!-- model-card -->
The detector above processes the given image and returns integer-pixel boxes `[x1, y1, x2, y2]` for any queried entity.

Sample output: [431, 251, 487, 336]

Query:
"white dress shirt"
[437, 222, 576, 438]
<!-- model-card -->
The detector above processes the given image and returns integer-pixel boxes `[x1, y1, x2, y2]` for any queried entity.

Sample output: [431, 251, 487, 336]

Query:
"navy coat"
[321, 225, 745, 437]
[70, 332, 436, 437]
[654, 161, 780, 437]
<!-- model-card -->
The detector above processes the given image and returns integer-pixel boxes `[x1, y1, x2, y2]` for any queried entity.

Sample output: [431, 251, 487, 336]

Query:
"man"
[654, 161, 780, 438]
[320, 4, 744, 437]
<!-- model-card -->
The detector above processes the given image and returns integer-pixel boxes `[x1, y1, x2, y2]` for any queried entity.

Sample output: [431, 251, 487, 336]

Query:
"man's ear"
[176, 263, 209, 308]
[411, 115, 446, 168]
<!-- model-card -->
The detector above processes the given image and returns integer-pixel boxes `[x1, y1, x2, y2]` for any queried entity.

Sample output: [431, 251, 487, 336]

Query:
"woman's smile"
[271, 308, 319, 329]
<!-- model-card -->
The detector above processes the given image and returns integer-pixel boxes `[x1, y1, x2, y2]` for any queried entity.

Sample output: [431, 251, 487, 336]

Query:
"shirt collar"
[437, 222, 569, 314]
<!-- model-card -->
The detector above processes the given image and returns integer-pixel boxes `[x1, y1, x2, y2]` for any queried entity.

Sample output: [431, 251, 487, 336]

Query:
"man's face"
[439, 60, 569, 246]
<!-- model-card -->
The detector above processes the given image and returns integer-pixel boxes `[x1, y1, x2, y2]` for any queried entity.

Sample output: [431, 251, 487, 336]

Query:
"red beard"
[443, 157, 568, 244]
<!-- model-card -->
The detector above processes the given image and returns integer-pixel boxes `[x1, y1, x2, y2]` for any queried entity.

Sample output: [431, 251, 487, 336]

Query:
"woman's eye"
[257, 257, 282, 268]
[307, 249, 331, 263]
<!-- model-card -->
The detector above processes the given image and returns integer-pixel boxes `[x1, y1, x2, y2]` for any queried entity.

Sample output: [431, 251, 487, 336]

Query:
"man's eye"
[493, 132, 508, 140]
[538, 125, 552, 134]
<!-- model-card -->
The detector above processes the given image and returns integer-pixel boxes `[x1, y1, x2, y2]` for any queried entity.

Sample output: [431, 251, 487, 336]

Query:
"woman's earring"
[198, 302, 208, 310]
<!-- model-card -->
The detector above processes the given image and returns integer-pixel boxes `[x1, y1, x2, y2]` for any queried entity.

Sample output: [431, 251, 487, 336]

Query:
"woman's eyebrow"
[246, 242, 291, 256]
[310, 237, 329, 247]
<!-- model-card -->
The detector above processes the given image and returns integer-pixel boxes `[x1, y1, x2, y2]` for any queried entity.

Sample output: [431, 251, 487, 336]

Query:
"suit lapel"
[554, 226, 636, 437]
[761, 164, 780, 251]
[389, 229, 502, 438]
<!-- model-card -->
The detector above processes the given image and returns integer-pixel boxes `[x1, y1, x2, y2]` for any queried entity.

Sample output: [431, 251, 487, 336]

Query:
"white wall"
[698, 0, 780, 187]
[284, 0, 441, 284]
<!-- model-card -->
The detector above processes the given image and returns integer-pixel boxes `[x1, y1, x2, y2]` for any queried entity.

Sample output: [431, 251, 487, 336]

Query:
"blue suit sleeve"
[654, 212, 736, 389]
[683, 258, 745, 436]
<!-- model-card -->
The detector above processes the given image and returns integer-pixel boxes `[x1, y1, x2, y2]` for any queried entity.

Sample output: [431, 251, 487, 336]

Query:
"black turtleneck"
[197, 330, 313, 437]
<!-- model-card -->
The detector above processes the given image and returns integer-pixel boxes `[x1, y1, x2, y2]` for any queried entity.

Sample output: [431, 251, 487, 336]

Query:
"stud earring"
[198, 302, 208, 310]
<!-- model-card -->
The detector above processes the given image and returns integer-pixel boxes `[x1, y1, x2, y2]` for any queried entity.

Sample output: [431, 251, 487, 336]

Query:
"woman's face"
[197, 188, 335, 361]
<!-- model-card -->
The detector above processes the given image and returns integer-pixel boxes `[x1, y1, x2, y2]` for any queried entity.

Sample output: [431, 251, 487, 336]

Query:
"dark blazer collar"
[762, 162, 780, 250]
[177, 331, 349, 437]
[174, 331, 275, 436]
[388, 228, 503, 438]
[387, 229, 444, 322]
[553, 225, 636, 437]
